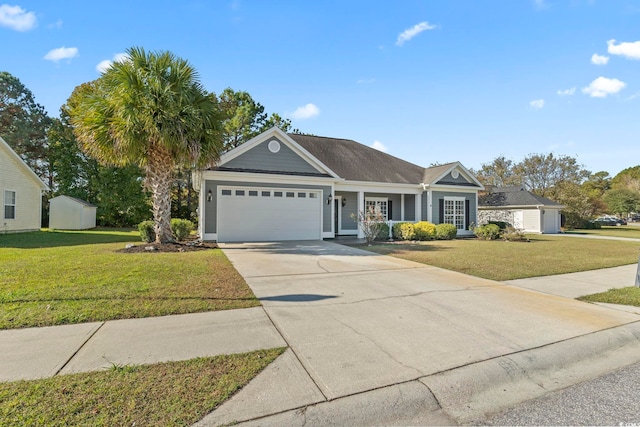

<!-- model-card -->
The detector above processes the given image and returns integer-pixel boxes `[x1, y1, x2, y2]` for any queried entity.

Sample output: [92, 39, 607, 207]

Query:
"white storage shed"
[49, 195, 97, 230]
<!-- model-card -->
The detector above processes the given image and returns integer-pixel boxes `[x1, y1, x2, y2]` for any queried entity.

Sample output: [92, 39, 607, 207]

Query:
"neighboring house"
[195, 127, 484, 242]
[478, 186, 564, 234]
[0, 135, 49, 233]
[49, 195, 97, 230]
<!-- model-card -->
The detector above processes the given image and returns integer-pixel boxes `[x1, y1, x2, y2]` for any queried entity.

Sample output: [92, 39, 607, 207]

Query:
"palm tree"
[68, 47, 223, 243]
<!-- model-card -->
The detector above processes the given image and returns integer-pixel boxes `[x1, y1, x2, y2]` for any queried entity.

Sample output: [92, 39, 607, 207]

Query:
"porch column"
[357, 191, 365, 238]
[401, 194, 405, 221]
[415, 193, 422, 222]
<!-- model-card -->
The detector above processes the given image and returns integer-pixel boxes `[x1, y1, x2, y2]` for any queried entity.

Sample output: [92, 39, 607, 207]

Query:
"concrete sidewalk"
[0, 307, 285, 382]
[196, 241, 640, 426]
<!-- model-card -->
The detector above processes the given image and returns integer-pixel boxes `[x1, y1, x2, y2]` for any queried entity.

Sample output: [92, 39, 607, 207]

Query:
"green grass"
[0, 348, 285, 426]
[563, 225, 640, 239]
[358, 235, 640, 281]
[0, 229, 259, 329]
[578, 287, 640, 307]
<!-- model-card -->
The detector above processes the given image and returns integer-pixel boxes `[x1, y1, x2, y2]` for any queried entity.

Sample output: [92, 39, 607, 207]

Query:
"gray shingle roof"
[290, 134, 429, 184]
[479, 186, 563, 207]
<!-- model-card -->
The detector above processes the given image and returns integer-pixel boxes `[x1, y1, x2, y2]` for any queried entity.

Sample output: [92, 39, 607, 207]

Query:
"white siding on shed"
[49, 196, 97, 230]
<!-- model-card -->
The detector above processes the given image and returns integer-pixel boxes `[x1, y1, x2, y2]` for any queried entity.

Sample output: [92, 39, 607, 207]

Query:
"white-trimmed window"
[444, 197, 465, 230]
[365, 197, 388, 220]
[4, 190, 16, 220]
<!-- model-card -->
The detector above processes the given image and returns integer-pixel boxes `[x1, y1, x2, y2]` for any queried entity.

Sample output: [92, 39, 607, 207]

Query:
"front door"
[334, 197, 342, 236]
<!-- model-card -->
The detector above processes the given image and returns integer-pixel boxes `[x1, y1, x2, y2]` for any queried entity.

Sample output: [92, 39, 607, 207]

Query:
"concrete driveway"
[205, 240, 640, 425]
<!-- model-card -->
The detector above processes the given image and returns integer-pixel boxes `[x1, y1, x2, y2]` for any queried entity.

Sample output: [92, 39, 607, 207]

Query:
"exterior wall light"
[342, 198, 347, 207]
[207, 189, 213, 202]
[327, 194, 333, 205]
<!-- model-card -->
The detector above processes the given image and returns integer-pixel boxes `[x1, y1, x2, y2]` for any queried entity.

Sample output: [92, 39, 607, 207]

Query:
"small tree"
[353, 206, 386, 245]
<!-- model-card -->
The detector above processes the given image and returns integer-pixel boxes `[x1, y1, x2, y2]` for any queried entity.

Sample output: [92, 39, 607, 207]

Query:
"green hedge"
[435, 223, 457, 240]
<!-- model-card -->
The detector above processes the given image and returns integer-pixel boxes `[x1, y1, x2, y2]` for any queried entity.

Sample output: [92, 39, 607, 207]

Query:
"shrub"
[435, 223, 457, 240]
[375, 223, 390, 241]
[138, 221, 155, 243]
[171, 219, 195, 241]
[488, 221, 510, 230]
[397, 222, 416, 240]
[473, 223, 501, 240]
[352, 207, 386, 245]
[413, 221, 436, 241]
[502, 226, 529, 242]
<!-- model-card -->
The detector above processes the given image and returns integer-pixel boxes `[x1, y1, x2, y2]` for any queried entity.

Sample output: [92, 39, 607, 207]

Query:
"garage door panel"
[218, 187, 322, 242]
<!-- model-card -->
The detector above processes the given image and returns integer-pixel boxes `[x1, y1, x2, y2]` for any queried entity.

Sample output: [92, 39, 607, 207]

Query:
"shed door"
[217, 187, 322, 242]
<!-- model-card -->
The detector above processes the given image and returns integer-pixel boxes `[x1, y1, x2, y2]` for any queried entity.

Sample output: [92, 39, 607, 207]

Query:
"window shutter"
[438, 199, 444, 224]
[465, 199, 470, 227]
[388, 200, 393, 220]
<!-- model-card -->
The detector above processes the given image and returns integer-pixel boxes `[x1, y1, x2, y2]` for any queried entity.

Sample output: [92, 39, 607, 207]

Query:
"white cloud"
[0, 4, 36, 31]
[371, 140, 388, 152]
[396, 21, 438, 46]
[43, 46, 78, 62]
[557, 87, 576, 96]
[96, 52, 128, 73]
[582, 76, 626, 98]
[529, 99, 545, 109]
[591, 53, 609, 65]
[607, 39, 640, 60]
[291, 103, 319, 120]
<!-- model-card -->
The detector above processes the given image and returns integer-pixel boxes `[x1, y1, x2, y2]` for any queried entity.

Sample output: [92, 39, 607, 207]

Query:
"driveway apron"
[220, 241, 640, 402]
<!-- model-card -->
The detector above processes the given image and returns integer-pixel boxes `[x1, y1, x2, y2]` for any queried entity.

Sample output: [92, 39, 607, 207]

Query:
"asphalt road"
[481, 361, 640, 426]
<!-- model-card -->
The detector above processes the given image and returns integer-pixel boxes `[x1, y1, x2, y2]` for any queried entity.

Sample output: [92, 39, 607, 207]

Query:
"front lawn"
[357, 235, 640, 281]
[0, 229, 259, 329]
[578, 287, 640, 307]
[563, 225, 640, 240]
[0, 348, 285, 426]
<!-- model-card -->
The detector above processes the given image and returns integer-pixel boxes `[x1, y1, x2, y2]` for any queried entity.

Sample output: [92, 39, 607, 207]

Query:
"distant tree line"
[474, 154, 640, 228]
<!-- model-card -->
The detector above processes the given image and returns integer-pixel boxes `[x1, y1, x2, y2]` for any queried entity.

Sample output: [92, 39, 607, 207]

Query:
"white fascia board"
[336, 181, 422, 194]
[478, 205, 565, 210]
[429, 184, 481, 193]
[201, 169, 338, 186]
[217, 127, 341, 179]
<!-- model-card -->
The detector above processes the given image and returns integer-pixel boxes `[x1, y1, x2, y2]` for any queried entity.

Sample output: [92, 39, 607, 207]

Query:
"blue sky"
[1, 1, 639, 177]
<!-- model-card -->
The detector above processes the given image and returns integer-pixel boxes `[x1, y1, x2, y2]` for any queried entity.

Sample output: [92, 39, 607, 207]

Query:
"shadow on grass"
[0, 229, 140, 249]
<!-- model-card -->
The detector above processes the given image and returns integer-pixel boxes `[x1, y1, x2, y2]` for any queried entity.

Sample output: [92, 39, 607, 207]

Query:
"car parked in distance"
[592, 216, 627, 226]
[630, 214, 640, 222]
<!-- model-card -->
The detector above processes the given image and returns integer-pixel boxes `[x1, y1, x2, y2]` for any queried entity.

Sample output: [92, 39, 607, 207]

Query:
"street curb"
[422, 321, 640, 424]
[221, 322, 640, 426]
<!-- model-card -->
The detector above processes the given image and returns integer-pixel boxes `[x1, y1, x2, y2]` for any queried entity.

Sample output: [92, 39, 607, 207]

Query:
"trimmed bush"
[473, 223, 501, 240]
[435, 223, 457, 240]
[413, 221, 436, 241]
[393, 222, 415, 240]
[502, 226, 529, 242]
[171, 219, 194, 241]
[138, 221, 155, 243]
[488, 221, 510, 230]
[375, 223, 390, 241]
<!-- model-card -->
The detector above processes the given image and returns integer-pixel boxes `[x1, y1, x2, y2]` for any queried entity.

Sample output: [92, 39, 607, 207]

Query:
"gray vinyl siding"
[204, 180, 331, 234]
[336, 191, 357, 231]
[404, 194, 415, 221]
[436, 172, 477, 186]
[223, 138, 319, 174]
[431, 191, 477, 225]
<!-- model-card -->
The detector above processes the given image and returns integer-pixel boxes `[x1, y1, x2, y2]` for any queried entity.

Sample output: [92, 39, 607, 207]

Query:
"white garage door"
[218, 187, 322, 242]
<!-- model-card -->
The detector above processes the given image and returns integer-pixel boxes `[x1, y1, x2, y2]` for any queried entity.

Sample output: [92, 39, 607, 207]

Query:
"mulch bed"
[117, 240, 218, 253]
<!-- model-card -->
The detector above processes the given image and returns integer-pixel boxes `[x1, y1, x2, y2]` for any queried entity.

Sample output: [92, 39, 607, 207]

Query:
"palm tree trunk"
[146, 145, 174, 243]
